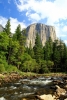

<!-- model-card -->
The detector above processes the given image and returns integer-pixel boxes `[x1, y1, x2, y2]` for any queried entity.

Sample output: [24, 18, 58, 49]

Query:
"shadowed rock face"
[0, 25, 4, 32]
[26, 23, 56, 48]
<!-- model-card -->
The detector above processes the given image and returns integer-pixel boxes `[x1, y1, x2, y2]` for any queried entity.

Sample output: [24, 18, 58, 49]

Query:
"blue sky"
[0, 0, 67, 44]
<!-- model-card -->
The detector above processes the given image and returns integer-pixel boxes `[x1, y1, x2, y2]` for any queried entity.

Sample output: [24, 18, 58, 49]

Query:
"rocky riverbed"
[0, 73, 67, 100]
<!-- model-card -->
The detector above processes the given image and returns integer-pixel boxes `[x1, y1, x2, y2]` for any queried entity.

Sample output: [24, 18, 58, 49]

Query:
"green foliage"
[22, 59, 38, 72]
[39, 60, 54, 73]
[0, 64, 5, 72]
[13, 25, 26, 69]
[5, 19, 11, 36]
[14, 24, 21, 41]
[52, 40, 62, 72]
[21, 53, 32, 62]
[44, 37, 53, 60]
[47, 60, 54, 71]
[7, 39, 20, 64]
[0, 32, 9, 50]
[6, 65, 19, 72]
[0, 20, 67, 74]
[26, 47, 34, 58]
[33, 33, 43, 62]
[39, 60, 49, 73]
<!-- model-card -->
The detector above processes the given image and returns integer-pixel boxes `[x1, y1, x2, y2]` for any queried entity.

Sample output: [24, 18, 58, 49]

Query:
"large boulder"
[54, 85, 67, 99]
[36, 94, 55, 100]
[55, 85, 66, 96]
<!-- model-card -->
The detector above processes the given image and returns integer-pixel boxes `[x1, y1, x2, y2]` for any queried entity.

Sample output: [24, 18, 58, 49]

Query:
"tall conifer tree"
[33, 33, 43, 62]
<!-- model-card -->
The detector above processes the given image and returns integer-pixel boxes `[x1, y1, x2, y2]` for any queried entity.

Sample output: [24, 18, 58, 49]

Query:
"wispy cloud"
[15, 0, 67, 23]
[15, 0, 67, 44]
[64, 40, 67, 44]
[0, 16, 7, 27]
[62, 26, 67, 32]
[10, 17, 26, 33]
[0, 16, 26, 33]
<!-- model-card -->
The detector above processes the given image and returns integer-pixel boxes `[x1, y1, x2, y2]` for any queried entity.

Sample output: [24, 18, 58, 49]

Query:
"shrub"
[39, 60, 49, 73]
[6, 65, 19, 72]
[0, 64, 5, 72]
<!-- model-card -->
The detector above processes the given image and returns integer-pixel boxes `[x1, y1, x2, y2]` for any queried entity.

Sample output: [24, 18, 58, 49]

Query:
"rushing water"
[0, 76, 56, 100]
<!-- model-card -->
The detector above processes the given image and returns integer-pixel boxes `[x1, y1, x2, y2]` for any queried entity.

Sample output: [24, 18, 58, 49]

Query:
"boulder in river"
[36, 94, 55, 100]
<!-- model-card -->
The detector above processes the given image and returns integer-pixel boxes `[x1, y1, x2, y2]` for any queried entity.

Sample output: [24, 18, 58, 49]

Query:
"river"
[0, 76, 62, 100]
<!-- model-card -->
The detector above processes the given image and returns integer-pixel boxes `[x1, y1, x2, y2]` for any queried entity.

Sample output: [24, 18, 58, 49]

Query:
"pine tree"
[13, 24, 21, 41]
[61, 43, 67, 72]
[27, 41, 34, 58]
[5, 19, 12, 64]
[52, 40, 61, 72]
[33, 33, 43, 63]
[44, 37, 53, 60]
[13, 25, 26, 69]
[5, 19, 11, 36]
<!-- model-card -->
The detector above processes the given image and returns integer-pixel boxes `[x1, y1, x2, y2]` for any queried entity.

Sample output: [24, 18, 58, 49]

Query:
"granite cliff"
[26, 23, 56, 47]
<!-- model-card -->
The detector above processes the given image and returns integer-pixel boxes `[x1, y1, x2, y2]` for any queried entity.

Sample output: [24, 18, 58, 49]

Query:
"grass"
[19, 72, 67, 77]
[0, 71, 67, 78]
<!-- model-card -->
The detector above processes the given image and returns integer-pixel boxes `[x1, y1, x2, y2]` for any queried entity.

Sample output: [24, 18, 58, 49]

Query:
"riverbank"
[0, 72, 67, 87]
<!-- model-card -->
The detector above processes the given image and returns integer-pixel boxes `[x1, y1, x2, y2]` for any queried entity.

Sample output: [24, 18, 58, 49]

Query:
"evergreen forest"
[0, 19, 67, 74]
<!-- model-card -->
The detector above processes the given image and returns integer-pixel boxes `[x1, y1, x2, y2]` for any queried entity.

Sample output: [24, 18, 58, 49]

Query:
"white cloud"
[10, 17, 26, 33]
[26, 12, 41, 22]
[62, 26, 67, 32]
[64, 40, 67, 45]
[14, 0, 67, 44]
[0, 16, 7, 27]
[0, 16, 26, 33]
[15, 0, 67, 23]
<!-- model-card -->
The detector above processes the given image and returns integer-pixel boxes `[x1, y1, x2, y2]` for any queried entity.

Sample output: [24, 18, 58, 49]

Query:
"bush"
[6, 65, 19, 72]
[39, 60, 49, 73]
[0, 64, 5, 72]
[22, 59, 38, 72]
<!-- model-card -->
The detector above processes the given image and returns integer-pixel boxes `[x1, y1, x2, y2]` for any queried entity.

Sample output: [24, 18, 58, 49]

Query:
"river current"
[0, 76, 59, 100]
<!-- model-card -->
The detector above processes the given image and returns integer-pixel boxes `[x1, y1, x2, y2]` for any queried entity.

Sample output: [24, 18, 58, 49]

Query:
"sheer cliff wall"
[26, 23, 56, 47]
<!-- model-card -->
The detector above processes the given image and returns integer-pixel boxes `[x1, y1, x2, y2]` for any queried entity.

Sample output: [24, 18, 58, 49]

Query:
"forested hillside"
[0, 19, 67, 73]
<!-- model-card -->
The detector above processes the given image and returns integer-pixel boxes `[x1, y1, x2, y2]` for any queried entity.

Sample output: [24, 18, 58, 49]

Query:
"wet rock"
[0, 74, 6, 77]
[36, 94, 55, 100]
[53, 79, 64, 85]
[22, 98, 27, 100]
[0, 82, 1, 86]
[64, 98, 67, 100]
[50, 86, 56, 89]
[64, 80, 67, 84]
[63, 77, 67, 80]
[29, 75, 38, 80]
[59, 93, 67, 100]
[64, 85, 67, 90]
[54, 85, 66, 99]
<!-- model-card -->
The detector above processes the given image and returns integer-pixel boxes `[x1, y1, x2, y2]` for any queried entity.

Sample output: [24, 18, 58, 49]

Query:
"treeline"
[0, 19, 67, 73]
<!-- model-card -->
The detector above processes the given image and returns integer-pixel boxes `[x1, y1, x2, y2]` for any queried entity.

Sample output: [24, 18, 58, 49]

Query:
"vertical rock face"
[26, 23, 56, 47]
[0, 25, 4, 32]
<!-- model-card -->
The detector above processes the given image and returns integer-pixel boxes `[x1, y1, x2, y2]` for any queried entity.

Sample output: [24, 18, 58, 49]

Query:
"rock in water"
[26, 23, 56, 47]
[55, 85, 66, 97]
[36, 94, 55, 100]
